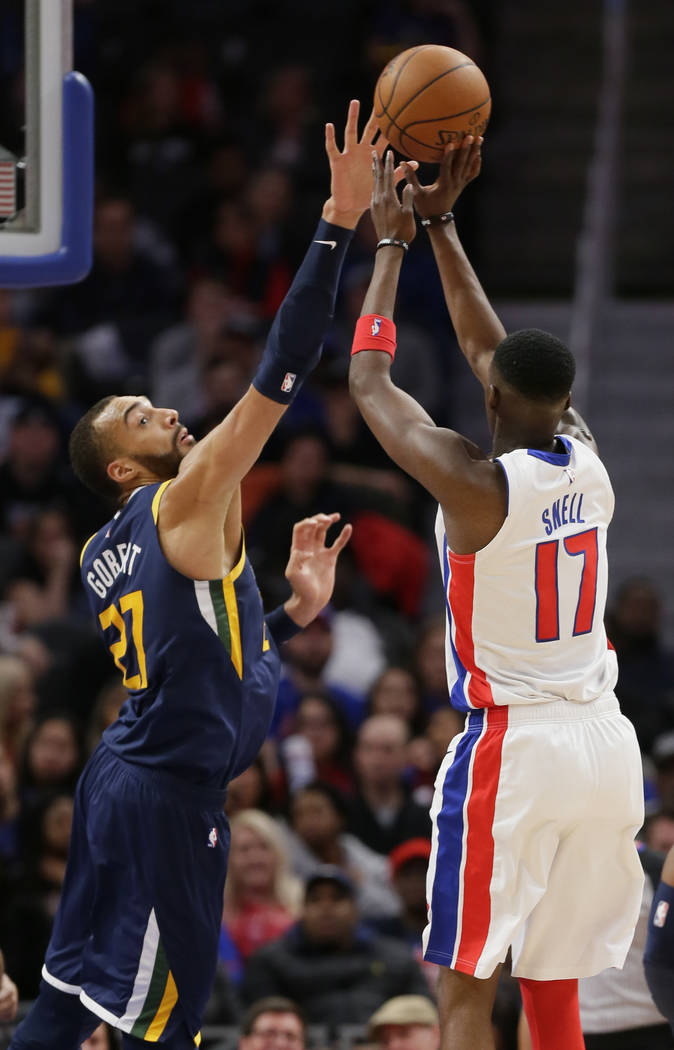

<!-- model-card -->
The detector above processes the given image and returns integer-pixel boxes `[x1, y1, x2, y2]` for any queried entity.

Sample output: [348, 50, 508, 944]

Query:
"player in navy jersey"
[347, 145, 643, 1050]
[10, 102, 414, 1050]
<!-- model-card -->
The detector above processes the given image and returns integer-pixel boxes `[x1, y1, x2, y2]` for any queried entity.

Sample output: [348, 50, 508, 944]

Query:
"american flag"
[0, 160, 16, 219]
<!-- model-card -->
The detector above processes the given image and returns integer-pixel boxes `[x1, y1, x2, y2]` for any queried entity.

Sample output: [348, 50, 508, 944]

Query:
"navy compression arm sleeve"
[252, 218, 354, 403]
[644, 880, 674, 1027]
[265, 604, 303, 646]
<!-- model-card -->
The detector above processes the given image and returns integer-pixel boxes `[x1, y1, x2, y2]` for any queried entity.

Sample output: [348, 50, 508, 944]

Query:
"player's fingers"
[362, 107, 379, 145]
[291, 518, 319, 548]
[453, 135, 475, 179]
[328, 522, 353, 555]
[384, 148, 396, 194]
[401, 182, 415, 214]
[402, 161, 422, 190]
[372, 150, 383, 193]
[344, 98, 360, 149]
[325, 122, 339, 162]
[393, 159, 418, 185]
[374, 134, 389, 159]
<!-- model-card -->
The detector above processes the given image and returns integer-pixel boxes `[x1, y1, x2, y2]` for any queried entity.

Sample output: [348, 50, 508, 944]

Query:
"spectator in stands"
[367, 994, 440, 1050]
[242, 867, 430, 1025]
[81, 1023, 120, 1049]
[284, 780, 400, 921]
[1, 793, 74, 997]
[0, 654, 36, 770]
[18, 714, 82, 810]
[4, 507, 78, 629]
[292, 693, 355, 796]
[226, 755, 276, 821]
[0, 948, 18, 1022]
[368, 667, 425, 734]
[0, 400, 76, 542]
[644, 844, 674, 1034]
[413, 618, 450, 715]
[149, 276, 255, 426]
[223, 810, 301, 965]
[652, 732, 674, 817]
[607, 578, 674, 751]
[641, 810, 674, 855]
[0, 742, 19, 864]
[578, 843, 674, 1049]
[247, 429, 356, 612]
[270, 604, 364, 738]
[367, 838, 437, 992]
[348, 715, 431, 855]
[46, 195, 179, 402]
[237, 996, 306, 1050]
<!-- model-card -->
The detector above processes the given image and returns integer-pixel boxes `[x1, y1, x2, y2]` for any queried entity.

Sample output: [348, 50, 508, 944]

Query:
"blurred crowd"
[0, 2, 673, 1049]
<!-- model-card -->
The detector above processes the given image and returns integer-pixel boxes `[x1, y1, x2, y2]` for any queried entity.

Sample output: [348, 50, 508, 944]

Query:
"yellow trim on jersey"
[194, 1032, 202, 1047]
[222, 575, 243, 679]
[79, 532, 97, 567]
[224, 528, 246, 583]
[151, 479, 173, 524]
[144, 971, 178, 1041]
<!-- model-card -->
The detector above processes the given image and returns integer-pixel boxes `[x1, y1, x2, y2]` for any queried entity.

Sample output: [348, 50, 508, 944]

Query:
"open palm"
[284, 513, 352, 624]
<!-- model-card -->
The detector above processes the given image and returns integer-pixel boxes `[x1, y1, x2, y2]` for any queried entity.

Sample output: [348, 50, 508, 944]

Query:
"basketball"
[374, 45, 491, 164]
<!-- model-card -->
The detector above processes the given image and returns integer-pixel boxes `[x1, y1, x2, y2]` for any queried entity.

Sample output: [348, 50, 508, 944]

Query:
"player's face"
[101, 396, 196, 481]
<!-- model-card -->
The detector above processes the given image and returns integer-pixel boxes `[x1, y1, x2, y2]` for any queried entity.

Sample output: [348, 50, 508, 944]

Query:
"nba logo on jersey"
[654, 899, 669, 928]
[281, 372, 296, 393]
[371, 317, 381, 336]
[207, 827, 218, 848]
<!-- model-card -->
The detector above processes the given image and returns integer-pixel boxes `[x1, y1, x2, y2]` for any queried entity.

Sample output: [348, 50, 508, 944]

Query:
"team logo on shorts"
[371, 317, 381, 336]
[207, 827, 218, 848]
[281, 372, 297, 393]
[654, 899, 669, 928]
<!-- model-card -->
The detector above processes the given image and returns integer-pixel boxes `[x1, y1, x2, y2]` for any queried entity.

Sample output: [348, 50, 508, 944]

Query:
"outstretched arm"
[403, 137, 505, 389]
[406, 143, 597, 452]
[348, 153, 502, 545]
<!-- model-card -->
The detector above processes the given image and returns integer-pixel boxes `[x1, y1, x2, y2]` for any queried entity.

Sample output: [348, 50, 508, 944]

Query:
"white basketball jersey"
[435, 435, 618, 710]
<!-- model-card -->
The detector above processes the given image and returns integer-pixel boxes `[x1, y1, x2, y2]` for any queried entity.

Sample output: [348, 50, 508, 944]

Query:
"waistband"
[98, 742, 228, 808]
[465, 693, 620, 730]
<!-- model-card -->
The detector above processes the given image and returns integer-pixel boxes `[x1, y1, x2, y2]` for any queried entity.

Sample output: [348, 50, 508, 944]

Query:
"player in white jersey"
[348, 143, 644, 1050]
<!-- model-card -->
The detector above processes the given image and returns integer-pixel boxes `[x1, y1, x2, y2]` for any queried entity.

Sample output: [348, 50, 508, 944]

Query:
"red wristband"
[351, 314, 396, 358]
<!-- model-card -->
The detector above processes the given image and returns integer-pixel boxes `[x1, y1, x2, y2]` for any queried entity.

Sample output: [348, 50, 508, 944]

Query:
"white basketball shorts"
[423, 694, 644, 980]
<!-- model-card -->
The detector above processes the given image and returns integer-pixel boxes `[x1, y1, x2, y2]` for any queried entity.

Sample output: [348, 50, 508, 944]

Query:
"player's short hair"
[69, 396, 120, 503]
[493, 329, 575, 401]
[241, 997, 307, 1038]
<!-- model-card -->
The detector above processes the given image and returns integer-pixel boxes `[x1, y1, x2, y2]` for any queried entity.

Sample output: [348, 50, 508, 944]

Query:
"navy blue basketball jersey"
[80, 482, 280, 787]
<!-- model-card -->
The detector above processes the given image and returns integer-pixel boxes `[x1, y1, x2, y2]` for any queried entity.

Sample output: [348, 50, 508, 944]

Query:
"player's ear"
[107, 457, 137, 485]
[564, 394, 571, 411]
[487, 384, 499, 411]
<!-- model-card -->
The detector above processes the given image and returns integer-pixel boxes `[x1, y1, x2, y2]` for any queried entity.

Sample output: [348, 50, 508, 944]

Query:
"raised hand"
[323, 100, 418, 227]
[403, 135, 483, 220]
[370, 149, 417, 245]
[283, 513, 352, 627]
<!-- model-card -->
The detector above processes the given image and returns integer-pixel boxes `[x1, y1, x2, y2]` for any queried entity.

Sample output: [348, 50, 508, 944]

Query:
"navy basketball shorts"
[42, 743, 230, 1044]
[423, 695, 645, 980]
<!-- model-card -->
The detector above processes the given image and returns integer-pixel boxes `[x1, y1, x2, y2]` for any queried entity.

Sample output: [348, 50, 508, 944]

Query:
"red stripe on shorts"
[454, 706, 508, 975]
[449, 552, 495, 708]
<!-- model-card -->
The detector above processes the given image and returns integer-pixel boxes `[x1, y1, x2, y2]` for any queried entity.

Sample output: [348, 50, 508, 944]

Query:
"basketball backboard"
[0, 0, 93, 288]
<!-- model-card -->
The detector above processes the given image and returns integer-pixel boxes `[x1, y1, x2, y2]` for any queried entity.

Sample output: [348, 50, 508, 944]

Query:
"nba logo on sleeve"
[654, 899, 669, 927]
[281, 372, 296, 393]
[371, 318, 381, 336]
[208, 827, 218, 848]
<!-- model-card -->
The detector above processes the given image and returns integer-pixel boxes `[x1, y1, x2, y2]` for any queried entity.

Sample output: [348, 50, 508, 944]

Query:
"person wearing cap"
[241, 865, 430, 1027]
[367, 995, 440, 1050]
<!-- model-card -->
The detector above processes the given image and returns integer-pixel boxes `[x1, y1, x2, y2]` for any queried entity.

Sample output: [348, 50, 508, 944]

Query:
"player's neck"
[491, 424, 559, 458]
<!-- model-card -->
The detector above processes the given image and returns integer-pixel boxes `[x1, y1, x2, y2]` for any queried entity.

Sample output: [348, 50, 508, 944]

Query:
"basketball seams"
[378, 45, 431, 115]
[389, 62, 478, 124]
[402, 95, 491, 128]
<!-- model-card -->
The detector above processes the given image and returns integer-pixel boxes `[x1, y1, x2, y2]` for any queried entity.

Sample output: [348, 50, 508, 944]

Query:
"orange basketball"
[374, 45, 491, 164]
